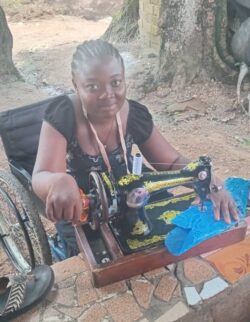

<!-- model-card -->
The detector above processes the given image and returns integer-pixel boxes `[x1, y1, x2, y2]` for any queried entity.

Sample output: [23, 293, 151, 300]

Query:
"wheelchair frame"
[0, 97, 58, 271]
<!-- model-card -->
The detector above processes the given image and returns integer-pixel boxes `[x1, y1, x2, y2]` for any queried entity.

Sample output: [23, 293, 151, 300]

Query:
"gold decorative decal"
[127, 235, 165, 250]
[118, 174, 141, 186]
[184, 161, 200, 171]
[101, 173, 113, 192]
[158, 210, 181, 224]
[145, 193, 196, 209]
[144, 177, 194, 192]
[131, 219, 148, 236]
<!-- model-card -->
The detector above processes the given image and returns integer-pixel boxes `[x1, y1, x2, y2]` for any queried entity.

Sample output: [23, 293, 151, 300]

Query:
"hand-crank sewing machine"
[75, 156, 247, 287]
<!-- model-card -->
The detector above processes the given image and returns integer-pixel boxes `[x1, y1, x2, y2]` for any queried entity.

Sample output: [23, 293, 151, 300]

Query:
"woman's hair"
[71, 39, 124, 77]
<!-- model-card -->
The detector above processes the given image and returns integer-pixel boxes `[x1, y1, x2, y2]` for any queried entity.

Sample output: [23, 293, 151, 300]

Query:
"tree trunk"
[102, 0, 139, 43]
[157, 0, 236, 87]
[0, 6, 20, 81]
[102, 0, 243, 87]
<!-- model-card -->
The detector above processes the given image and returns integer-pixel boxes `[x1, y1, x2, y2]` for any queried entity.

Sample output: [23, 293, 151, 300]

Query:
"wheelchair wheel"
[0, 170, 52, 272]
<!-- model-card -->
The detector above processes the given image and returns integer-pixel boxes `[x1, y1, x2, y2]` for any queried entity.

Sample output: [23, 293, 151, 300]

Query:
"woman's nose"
[98, 86, 114, 99]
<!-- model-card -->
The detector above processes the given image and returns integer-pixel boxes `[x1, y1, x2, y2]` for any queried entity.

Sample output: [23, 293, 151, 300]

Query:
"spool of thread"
[132, 153, 142, 175]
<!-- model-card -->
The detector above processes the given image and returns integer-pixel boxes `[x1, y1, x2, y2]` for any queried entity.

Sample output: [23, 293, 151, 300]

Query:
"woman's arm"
[139, 125, 238, 223]
[32, 122, 82, 223]
[139, 126, 189, 171]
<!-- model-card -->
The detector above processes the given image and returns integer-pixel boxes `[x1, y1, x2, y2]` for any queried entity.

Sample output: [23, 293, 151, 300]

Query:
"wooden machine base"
[75, 221, 247, 288]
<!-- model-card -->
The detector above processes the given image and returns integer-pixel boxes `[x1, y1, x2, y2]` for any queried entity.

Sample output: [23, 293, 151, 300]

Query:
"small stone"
[97, 280, 127, 300]
[172, 283, 182, 298]
[154, 302, 189, 322]
[200, 277, 229, 300]
[57, 305, 84, 319]
[52, 256, 87, 283]
[47, 285, 76, 306]
[76, 272, 98, 306]
[154, 274, 178, 302]
[131, 279, 154, 309]
[184, 287, 202, 306]
[183, 258, 215, 284]
[78, 303, 107, 322]
[57, 276, 76, 289]
[12, 305, 42, 322]
[104, 293, 142, 322]
[144, 267, 167, 281]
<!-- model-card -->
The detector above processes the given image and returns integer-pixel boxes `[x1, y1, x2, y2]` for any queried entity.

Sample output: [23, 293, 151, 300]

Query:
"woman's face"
[73, 56, 126, 120]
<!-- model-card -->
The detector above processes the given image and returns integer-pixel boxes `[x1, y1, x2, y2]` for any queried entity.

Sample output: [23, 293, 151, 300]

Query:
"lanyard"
[87, 111, 130, 174]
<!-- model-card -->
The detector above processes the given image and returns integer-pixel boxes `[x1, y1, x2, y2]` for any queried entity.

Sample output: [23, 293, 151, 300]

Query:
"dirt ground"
[0, 10, 250, 276]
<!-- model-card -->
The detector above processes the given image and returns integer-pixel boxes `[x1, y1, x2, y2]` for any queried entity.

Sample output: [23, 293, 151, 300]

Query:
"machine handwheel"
[88, 172, 109, 231]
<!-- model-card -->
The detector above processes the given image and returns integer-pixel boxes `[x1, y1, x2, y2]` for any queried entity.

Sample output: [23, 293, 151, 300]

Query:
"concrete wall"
[139, 0, 161, 53]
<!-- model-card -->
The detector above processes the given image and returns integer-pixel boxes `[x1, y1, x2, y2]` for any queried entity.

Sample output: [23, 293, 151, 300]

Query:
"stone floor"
[11, 219, 250, 322]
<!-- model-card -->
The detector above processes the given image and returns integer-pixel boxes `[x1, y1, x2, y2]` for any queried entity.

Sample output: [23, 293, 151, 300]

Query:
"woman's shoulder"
[127, 99, 154, 145]
[44, 94, 75, 141]
[128, 99, 150, 113]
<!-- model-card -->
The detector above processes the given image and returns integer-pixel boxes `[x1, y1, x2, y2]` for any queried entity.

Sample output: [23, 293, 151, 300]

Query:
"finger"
[192, 197, 200, 205]
[221, 202, 231, 224]
[45, 200, 56, 222]
[53, 203, 63, 222]
[229, 202, 239, 221]
[62, 204, 74, 222]
[212, 199, 221, 221]
[73, 203, 82, 225]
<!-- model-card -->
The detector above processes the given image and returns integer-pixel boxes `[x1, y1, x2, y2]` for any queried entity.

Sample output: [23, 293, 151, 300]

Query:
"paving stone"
[144, 267, 168, 281]
[42, 306, 66, 321]
[47, 285, 76, 306]
[183, 258, 215, 284]
[76, 271, 98, 306]
[154, 273, 178, 302]
[56, 305, 85, 319]
[104, 293, 142, 322]
[172, 283, 182, 298]
[199, 277, 229, 300]
[57, 276, 77, 289]
[12, 305, 42, 322]
[130, 278, 154, 309]
[97, 280, 127, 299]
[52, 256, 87, 283]
[154, 301, 189, 322]
[78, 303, 108, 322]
[166, 264, 176, 272]
[184, 286, 202, 306]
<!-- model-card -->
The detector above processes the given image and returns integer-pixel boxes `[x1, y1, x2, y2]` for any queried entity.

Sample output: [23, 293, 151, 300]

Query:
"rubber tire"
[0, 170, 52, 270]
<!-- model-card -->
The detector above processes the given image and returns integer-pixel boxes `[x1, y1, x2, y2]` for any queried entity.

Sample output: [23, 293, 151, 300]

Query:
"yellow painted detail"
[145, 193, 196, 209]
[144, 177, 194, 192]
[127, 235, 165, 250]
[118, 174, 141, 186]
[101, 173, 113, 192]
[158, 210, 181, 224]
[184, 161, 200, 171]
[131, 219, 149, 236]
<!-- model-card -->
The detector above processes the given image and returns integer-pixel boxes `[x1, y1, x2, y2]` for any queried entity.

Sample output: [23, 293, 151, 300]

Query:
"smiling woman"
[31, 39, 238, 258]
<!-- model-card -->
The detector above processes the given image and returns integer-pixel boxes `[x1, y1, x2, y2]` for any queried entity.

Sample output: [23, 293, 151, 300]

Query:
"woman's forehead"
[77, 56, 124, 79]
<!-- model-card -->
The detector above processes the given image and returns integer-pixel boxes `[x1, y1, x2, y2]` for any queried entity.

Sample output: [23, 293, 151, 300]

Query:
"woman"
[32, 39, 238, 257]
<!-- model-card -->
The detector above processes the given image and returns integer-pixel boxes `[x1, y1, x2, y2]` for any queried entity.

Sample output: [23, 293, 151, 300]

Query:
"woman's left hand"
[208, 188, 239, 224]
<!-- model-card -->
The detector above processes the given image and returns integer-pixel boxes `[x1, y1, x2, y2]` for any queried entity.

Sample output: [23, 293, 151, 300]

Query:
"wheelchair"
[0, 97, 63, 272]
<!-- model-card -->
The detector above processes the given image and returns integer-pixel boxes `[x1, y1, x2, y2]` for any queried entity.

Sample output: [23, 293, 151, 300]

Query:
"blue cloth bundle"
[164, 177, 250, 256]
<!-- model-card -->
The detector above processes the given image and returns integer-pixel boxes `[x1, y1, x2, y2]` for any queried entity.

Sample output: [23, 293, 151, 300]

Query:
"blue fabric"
[164, 177, 250, 256]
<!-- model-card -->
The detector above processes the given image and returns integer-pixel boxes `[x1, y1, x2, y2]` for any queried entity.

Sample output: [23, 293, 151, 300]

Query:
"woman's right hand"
[45, 174, 82, 224]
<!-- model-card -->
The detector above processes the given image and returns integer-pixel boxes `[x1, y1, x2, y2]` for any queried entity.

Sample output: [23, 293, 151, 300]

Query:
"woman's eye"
[86, 84, 99, 91]
[111, 80, 122, 87]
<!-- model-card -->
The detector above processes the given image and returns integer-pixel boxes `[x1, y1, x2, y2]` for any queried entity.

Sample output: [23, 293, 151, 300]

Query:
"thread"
[132, 153, 142, 175]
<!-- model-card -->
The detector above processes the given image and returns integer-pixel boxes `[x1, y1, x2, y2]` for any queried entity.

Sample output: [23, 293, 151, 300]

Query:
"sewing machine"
[75, 156, 247, 287]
